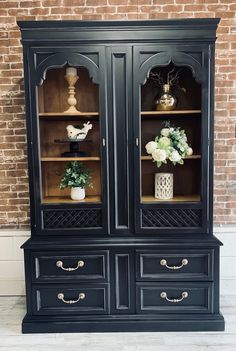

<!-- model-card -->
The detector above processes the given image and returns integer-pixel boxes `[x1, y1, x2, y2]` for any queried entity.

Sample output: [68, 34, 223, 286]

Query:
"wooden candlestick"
[64, 71, 79, 113]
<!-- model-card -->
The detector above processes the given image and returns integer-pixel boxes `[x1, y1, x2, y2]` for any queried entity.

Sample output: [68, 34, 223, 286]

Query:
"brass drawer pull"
[160, 258, 188, 270]
[56, 260, 84, 271]
[57, 292, 86, 304]
[160, 291, 188, 303]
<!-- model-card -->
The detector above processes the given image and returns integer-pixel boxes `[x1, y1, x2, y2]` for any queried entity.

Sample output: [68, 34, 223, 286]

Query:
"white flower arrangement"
[145, 123, 193, 168]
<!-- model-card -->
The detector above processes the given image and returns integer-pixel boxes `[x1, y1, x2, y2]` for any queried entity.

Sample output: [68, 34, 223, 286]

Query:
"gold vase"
[155, 84, 177, 111]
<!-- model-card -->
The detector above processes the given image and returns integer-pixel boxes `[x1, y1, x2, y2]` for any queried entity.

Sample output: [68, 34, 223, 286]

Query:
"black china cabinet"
[18, 19, 225, 333]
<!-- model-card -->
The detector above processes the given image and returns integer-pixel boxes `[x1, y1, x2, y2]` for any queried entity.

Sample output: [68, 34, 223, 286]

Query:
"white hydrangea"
[169, 150, 181, 163]
[159, 136, 171, 147]
[152, 149, 167, 162]
[145, 141, 157, 154]
[187, 147, 193, 156]
[161, 128, 170, 137]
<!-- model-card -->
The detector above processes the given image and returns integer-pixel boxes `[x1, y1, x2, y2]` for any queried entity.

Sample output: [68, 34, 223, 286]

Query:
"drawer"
[31, 250, 108, 282]
[32, 284, 109, 315]
[136, 249, 213, 281]
[136, 282, 213, 314]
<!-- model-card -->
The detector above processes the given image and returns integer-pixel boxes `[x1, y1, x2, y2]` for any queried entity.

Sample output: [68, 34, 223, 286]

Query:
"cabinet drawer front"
[33, 284, 109, 315]
[136, 282, 213, 314]
[32, 251, 108, 282]
[136, 250, 213, 281]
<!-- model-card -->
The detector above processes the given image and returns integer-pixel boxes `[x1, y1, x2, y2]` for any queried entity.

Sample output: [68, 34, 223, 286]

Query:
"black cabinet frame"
[18, 19, 224, 333]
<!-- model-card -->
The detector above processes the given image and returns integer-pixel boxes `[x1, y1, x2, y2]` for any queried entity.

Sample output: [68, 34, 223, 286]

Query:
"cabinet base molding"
[22, 313, 225, 333]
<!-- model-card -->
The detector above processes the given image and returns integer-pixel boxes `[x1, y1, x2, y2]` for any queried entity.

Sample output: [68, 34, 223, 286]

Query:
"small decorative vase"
[70, 187, 85, 200]
[155, 84, 177, 111]
[155, 173, 173, 200]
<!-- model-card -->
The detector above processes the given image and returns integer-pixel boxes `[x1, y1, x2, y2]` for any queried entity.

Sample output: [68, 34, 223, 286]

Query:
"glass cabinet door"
[133, 47, 209, 234]
[38, 66, 102, 205]
[31, 50, 108, 234]
[141, 63, 202, 204]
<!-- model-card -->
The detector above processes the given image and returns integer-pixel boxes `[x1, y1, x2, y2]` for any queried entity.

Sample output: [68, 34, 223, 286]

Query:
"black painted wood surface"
[18, 18, 224, 333]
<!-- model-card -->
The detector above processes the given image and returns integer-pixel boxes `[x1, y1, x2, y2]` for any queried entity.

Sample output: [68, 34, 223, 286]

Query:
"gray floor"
[0, 296, 235, 351]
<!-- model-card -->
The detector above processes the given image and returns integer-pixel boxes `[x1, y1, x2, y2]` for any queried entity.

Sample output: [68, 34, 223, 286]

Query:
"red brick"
[86, 0, 107, 4]
[74, 7, 95, 14]
[96, 7, 117, 14]
[130, 0, 152, 4]
[4, 54, 22, 62]
[208, 4, 229, 12]
[8, 9, 29, 16]
[0, 16, 15, 25]
[51, 7, 74, 14]
[128, 14, 148, 19]
[81, 14, 103, 20]
[62, 0, 85, 6]
[42, 0, 62, 5]
[216, 11, 236, 19]
[162, 5, 184, 11]
[153, 0, 172, 3]
[103, 14, 127, 19]
[149, 13, 173, 19]
[140, 5, 162, 12]
[0, 9, 8, 16]
[0, 2, 19, 9]
[108, 0, 127, 4]
[20, 1, 41, 7]
[117, 5, 138, 13]
[30, 8, 50, 15]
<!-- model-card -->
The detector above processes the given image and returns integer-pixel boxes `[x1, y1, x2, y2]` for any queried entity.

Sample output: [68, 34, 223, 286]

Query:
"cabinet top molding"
[18, 18, 220, 44]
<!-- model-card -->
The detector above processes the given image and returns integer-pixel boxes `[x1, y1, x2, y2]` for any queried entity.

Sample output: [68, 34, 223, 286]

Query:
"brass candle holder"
[64, 67, 79, 113]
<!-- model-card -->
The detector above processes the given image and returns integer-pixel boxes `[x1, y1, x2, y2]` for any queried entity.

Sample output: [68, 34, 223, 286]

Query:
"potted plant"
[145, 123, 193, 200]
[60, 161, 92, 200]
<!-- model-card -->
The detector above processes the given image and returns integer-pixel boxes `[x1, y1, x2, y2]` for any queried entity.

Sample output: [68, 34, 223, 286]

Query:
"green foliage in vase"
[145, 121, 193, 168]
[60, 161, 93, 189]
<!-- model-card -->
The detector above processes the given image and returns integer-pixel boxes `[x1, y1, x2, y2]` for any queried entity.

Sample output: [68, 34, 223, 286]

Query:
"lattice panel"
[43, 209, 102, 229]
[142, 208, 202, 228]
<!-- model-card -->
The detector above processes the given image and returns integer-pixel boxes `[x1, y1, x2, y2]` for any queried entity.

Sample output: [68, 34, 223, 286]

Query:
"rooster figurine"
[66, 122, 92, 141]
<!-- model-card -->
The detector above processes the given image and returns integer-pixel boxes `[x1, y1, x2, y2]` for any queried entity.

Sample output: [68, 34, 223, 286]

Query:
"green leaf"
[59, 161, 93, 190]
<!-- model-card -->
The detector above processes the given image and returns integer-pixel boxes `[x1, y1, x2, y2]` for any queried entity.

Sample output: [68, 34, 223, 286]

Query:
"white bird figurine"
[66, 122, 92, 141]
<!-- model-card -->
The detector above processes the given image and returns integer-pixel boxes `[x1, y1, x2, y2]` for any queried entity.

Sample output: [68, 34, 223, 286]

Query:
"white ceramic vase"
[70, 187, 85, 200]
[155, 173, 173, 200]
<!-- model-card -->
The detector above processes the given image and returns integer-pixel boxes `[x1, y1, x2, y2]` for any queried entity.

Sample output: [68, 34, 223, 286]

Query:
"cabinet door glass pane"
[140, 63, 202, 203]
[38, 67, 102, 204]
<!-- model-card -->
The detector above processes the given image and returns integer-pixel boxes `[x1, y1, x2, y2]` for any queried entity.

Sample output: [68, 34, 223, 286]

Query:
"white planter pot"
[155, 173, 173, 200]
[70, 187, 85, 200]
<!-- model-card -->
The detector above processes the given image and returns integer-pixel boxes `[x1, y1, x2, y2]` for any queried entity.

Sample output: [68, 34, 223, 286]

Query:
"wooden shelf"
[41, 157, 100, 162]
[141, 195, 200, 203]
[141, 155, 201, 160]
[42, 195, 101, 204]
[141, 110, 201, 116]
[39, 112, 99, 117]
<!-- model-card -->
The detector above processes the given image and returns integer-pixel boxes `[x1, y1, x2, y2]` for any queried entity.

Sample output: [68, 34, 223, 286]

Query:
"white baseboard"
[0, 280, 25, 296]
[0, 230, 29, 296]
[0, 227, 235, 296]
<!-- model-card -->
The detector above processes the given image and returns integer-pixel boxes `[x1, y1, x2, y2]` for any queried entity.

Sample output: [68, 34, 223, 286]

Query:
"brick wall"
[0, 0, 235, 228]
